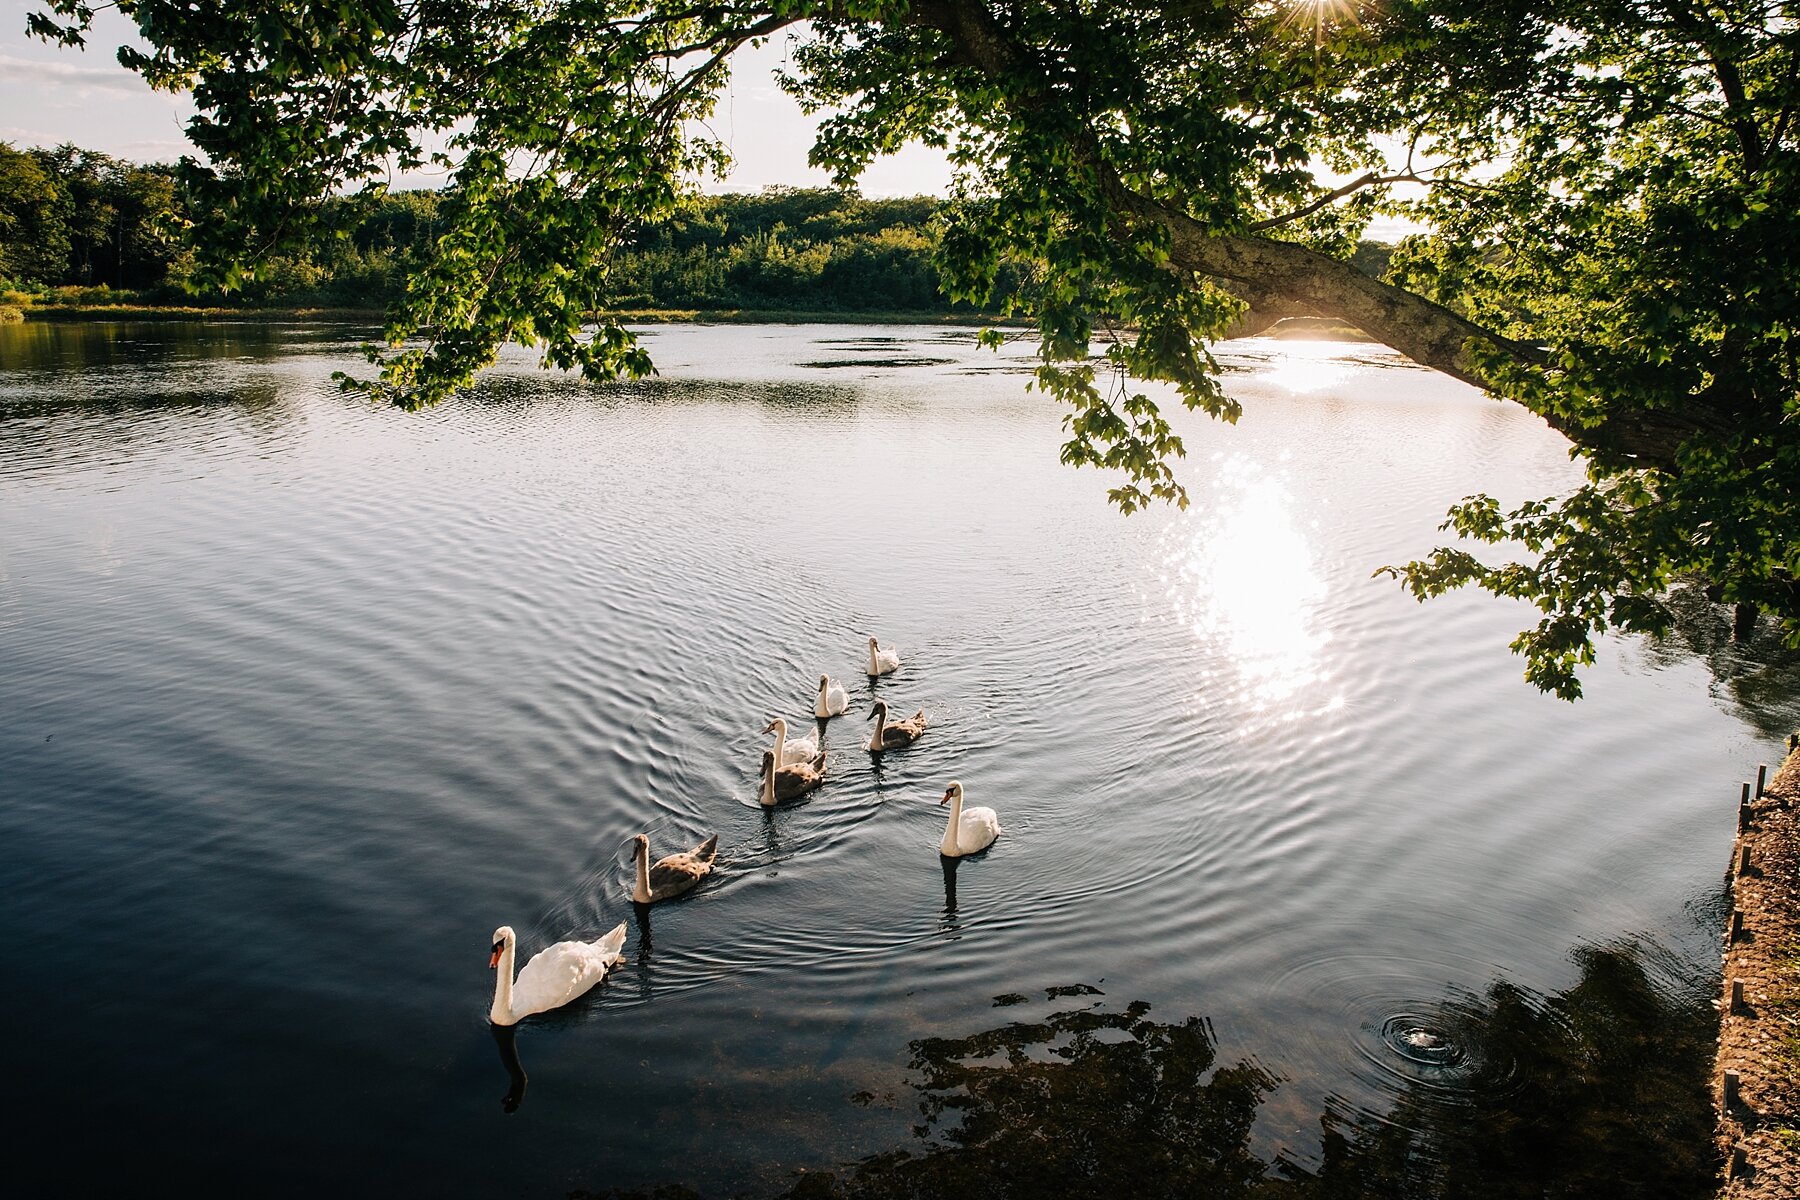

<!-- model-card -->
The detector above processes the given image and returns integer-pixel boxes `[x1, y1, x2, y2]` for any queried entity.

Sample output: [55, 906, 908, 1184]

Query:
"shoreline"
[11, 304, 1023, 327]
[7, 305, 1371, 339]
[1718, 733, 1800, 1196]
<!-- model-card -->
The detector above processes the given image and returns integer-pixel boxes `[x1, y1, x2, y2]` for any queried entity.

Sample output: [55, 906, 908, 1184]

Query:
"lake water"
[3, 320, 1794, 1197]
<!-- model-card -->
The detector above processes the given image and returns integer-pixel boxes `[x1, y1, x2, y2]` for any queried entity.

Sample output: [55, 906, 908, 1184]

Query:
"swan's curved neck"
[760, 757, 777, 807]
[771, 720, 788, 763]
[868, 706, 887, 751]
[490, 938, 516, 1025]
[867, 643, 879, 674]
[940, 791, 964, 856]
[632, 844, 652, 903]
[817, 678, 829, 707]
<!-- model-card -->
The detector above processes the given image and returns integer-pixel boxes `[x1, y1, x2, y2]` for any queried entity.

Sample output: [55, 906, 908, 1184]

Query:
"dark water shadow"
[1639, 584, 1800, 741]
[576, 941, 1719, 1200]
[0, 318, 355, 377]
[489, 1023, 528, 1114]
[798, 357, 957, 370]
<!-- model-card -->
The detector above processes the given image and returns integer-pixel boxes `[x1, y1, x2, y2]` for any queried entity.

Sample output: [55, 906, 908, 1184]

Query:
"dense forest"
[0, 142, 1393, 317]
[0, 143, 992, 314]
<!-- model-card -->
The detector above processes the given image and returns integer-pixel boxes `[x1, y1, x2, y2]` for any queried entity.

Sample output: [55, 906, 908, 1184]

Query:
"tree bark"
[905, 0, 1730, 475]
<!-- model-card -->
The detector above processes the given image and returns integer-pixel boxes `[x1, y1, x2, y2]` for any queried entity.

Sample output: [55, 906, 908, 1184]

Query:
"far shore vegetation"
[0, 142, 1393, 328]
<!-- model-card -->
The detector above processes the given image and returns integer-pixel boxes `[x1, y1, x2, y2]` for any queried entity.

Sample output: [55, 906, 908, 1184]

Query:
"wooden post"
[1724, 1068, 1741, 1108]
[1739, 843, 1752, 874]
[1740, 803, 1753, 832]
[1731, 979, 1745, 1012]
[1729, 909, 1744, 942]
[1731, 1143, 1748, 1176]
[1756, 763, 1768, 798]
[1742, 780, 1752, 804]
[1789, 731, 1797, 751]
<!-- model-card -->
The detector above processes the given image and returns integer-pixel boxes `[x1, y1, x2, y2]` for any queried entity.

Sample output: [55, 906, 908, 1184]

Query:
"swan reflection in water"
[488, 1023, 527, 1114]
[939, 855, 960, 936]
[631, 901, 655, 967]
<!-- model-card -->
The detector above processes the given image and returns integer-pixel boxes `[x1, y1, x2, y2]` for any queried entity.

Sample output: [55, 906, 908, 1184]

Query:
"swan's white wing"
[826, 683, 849, 714]
[958, 807, 1001, 854]
[779, 733, 820, 765]
[510, 923, 627, 1019]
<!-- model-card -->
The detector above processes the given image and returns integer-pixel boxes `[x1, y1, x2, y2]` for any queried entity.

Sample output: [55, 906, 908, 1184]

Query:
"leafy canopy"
[29, 0, 1800, 697]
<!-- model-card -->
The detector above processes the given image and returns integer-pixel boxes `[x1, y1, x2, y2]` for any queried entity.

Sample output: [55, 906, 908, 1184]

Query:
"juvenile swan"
[867, 698, 927, 752]
[939, 781, 1001, 857]
[866, 637, 901, 677]
[760, 747, 827, 806]
[815, 674, 850, 719]
[631, 832, 719, 904]
[765, 716, 820, 767]
[488, 923, 627, 1026]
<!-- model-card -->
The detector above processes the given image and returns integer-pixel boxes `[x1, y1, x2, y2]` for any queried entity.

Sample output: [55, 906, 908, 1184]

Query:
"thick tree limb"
[904, 0, 1732, 474]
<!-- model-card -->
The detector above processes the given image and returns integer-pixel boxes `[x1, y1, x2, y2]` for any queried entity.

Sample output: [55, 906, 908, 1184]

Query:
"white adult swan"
[867, 698, 927, 751]
[488, 922, 627, 1027]
[761, 747, 827, 806]
[630, 832, 719, 904]
[866, 637, 901, 677]
[939, 781, 1000, 857]
[814, 674, 850, 719]
[765, 716, 819, 767]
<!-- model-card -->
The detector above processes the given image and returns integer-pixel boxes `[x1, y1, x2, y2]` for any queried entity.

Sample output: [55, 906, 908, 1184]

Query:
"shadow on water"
[1641, 585, 1800, 741]
[489, 1023, 528, 1114]
[495, 374, 861, 412]
[0, 318, 354, 376]
[576, 941, 1718, 1200]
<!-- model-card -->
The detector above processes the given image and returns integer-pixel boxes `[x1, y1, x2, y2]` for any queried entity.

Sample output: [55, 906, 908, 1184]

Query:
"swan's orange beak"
[489, 941, 504, 968]
[940, 790, 953, 805]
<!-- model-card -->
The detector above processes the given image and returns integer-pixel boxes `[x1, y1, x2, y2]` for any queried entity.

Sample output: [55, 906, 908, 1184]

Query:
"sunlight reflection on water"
[1258, 339, 1356, 393]
[1162, 454, 1338, 726]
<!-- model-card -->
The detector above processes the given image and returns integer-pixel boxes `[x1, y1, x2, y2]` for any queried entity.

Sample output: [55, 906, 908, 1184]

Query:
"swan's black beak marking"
[489, 941, 504, 968]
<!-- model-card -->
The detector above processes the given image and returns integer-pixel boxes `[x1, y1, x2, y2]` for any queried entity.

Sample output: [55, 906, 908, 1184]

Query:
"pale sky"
[1, 3, 1413, 237]
[0, 2, 955, 195]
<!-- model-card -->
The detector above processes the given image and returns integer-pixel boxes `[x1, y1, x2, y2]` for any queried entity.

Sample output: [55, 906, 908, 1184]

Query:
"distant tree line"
[1, 143, 1393, 315]
[0, 144, 993, 312]
[0, 143, 183, 292]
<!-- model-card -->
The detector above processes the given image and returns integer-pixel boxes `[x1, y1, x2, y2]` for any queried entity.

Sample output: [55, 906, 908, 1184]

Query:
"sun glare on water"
[1162, 456, 1339, 725]
[1260, 340, 1354, 393]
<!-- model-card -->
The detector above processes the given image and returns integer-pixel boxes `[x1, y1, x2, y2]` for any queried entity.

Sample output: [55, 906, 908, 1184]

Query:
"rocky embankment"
[1718, 734, 1800, 1197]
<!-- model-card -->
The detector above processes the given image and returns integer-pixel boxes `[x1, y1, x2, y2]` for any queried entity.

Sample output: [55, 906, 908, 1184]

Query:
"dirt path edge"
[1717, 733, 1800, 1197]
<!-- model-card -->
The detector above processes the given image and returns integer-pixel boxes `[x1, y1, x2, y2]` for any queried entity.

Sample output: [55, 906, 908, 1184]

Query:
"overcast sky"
[0, 2, 955, 195]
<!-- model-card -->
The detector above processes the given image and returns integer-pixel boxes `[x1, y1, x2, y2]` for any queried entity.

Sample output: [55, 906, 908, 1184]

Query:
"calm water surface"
[2, 321, 1794, 1196]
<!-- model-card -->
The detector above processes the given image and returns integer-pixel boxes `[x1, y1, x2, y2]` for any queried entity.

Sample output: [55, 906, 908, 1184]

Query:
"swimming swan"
[630, 832, 718, 904]
[765, 716, 819, 767]
[488, 922, 627, 1026]
[867, 699, 927, 751]
[867, 637, 901, 677]
[761, 747, 827, 806]
[939, 781, 1000, 857]
[815, 674, 850, 719]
